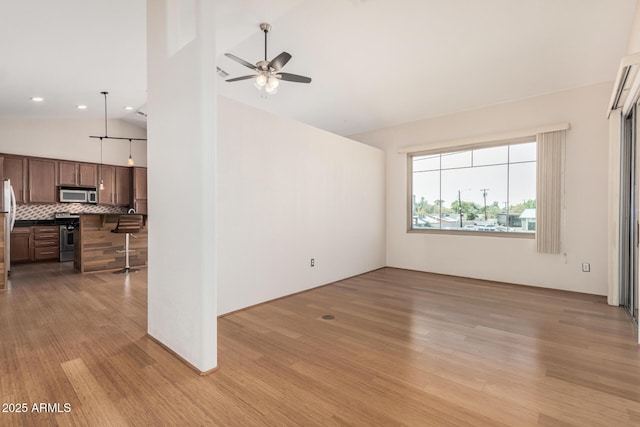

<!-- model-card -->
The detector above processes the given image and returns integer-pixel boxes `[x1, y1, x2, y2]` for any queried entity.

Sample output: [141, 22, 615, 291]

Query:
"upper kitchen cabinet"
[99, 165, 115, 205]
[28, 158, 58, 203]
[3, 155, 28, 204]
[101, 166, 131, 206]
[133, 167, 147, 200]
[115, 166, 131, 206]
[79, 163, 98, 187]
[58, 161, 77, 186]
[59, 161, 98, 187]
[132, 167, 147, 214]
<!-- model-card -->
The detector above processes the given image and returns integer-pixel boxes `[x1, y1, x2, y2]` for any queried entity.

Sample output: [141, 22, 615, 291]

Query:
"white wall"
[0, 118, 147, 166]
[627, 0, 640, 53]
[147, 0, 217, 372]
[350, 82, 611, 296]
[217, 96, 386, 315]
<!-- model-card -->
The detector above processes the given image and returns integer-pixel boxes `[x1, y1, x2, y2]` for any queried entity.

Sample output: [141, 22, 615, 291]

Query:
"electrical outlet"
[582, 262, 590, 272]
[310, 258, 315, 267]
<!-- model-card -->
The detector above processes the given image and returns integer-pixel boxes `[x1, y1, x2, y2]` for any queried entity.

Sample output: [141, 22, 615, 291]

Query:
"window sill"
[407, 228, 535, 239]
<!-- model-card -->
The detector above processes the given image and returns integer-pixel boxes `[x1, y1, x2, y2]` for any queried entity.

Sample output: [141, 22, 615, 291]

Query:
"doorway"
[620, 105, 639, 325]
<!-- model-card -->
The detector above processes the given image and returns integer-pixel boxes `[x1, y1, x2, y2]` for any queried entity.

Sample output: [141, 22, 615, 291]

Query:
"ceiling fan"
[225, 23, 312, 94]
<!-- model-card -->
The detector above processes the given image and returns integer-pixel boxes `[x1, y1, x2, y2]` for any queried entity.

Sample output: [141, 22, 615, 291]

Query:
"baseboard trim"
[218, 266, 386, 318]
[146, 333, 219, 376]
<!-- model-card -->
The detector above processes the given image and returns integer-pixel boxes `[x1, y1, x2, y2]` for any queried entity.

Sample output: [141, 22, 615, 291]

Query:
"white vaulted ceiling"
[0, 0, 636, 135]
[0, 0, 147, 123]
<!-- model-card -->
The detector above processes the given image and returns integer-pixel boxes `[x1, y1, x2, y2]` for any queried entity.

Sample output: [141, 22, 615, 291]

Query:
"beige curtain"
[536, 130, 565, 254]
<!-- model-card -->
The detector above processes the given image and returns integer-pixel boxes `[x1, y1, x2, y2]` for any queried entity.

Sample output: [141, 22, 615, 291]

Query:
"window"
[409, 139, 536, 235]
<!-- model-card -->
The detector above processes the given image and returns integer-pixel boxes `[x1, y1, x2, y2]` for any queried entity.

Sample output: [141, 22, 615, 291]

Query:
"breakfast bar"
[74, 213, 148, 273]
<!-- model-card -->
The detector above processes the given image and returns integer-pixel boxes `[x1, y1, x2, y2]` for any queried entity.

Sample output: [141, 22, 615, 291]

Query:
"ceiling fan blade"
[268, 52, 292, 71]
[225, 53, 256, 70]
[226, 75, 256, 82]
[278, 73, 312, 84]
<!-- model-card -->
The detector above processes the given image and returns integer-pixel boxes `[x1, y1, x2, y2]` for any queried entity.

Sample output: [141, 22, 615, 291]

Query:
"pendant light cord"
[102, 91, 108, 137]
[89, 91, 147, 141]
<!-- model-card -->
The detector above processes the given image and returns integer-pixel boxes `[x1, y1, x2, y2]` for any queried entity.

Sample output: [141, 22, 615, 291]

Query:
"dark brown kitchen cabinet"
[132, 167, 147, 214]
[99, 166, 131, 207]
[133, 199, 147, 215]
[3, 155, 27, 203]
[0, 157, 4, 208]
[58, 161, 78, 186]
[79, 163, 98, 187]
[99, 165, 115, 205]
[33, 226, 59, 261]
[11, 226, 59, 262]
[59, 161, 98, 187]
[10, 227, 32, 263]
[115, 167, 131, 206]
[0, 151, 144, 209]
[133, 167, 147, 199]
[28, 158, 58, 203]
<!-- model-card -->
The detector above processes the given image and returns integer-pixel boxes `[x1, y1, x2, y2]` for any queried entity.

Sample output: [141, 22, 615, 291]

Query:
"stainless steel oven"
[59, 223, 76, 262]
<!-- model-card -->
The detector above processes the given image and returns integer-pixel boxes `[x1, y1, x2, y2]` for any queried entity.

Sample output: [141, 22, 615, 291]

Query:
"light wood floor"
[1, 264, 639, 426]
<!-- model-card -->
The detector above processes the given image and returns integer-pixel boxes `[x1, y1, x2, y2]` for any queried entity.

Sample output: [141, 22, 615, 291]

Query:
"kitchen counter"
[74, 214, 148, 273]
[15, 219, 58, 227]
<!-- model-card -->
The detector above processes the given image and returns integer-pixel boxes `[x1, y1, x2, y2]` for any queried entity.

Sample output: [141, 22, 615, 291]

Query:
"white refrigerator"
[3, 179, 16, 272]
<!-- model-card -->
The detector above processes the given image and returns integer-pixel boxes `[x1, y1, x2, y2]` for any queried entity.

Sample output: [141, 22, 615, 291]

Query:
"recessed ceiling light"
[76, 105, 87, 109]
[124, 106, 134, 110]
[30, 97, 44, 102]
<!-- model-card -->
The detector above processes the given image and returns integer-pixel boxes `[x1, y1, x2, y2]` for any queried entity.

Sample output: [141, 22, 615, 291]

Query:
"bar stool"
[111, 214, 143, 274]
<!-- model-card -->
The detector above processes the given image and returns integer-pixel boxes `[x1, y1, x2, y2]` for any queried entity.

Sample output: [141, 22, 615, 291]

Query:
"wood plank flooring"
[0, 264, 639, 426]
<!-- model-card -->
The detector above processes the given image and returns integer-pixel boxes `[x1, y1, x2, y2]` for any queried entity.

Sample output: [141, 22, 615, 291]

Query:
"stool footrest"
[113, 267, 140, 275]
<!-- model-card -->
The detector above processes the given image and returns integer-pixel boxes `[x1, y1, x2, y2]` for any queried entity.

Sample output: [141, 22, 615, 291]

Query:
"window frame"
[407, 136, 536, 239]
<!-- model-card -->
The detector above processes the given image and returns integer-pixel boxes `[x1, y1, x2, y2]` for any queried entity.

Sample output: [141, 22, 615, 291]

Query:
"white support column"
[146, 0, 217, 373]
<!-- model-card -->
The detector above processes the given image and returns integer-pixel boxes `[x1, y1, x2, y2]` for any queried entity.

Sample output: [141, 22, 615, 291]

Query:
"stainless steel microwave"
[59, 187, 98, 204]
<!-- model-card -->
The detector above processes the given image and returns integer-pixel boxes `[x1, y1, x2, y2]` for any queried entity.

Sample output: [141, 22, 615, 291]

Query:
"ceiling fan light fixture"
[265, 84, 277, 95]
[267, 76, 279, 89]
[256, 74, 267, 87]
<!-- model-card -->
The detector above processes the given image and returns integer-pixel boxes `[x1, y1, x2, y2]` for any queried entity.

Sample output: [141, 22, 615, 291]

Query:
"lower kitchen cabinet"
[11, 226, 60, 263]
[10, 227, 32, 263]
[33, 226, 59, 261]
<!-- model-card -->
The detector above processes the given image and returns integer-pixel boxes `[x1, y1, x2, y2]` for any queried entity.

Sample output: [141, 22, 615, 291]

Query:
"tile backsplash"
[16, 203, 127, 220]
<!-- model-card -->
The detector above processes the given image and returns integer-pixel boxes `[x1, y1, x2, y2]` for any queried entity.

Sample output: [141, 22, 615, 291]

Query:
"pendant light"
[127, 139, 134, 166]
[90, 91, 147, 167]
[99, 137, 105, 190]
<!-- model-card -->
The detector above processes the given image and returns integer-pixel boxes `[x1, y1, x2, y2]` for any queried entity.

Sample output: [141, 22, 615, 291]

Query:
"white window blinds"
[536, 130, 565, 254]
